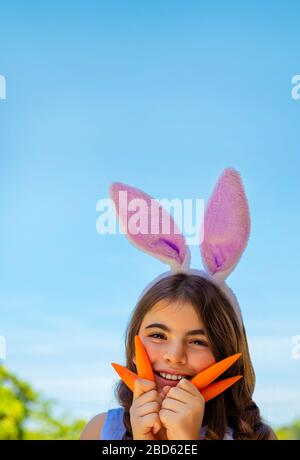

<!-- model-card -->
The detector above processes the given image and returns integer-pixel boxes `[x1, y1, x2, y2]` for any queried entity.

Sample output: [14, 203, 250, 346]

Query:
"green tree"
[275, 419, 300, 440]
[0, 365, 86, 440]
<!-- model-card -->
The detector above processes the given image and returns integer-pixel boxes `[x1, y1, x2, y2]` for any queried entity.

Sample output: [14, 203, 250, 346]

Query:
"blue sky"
[0, 1, 300, 428]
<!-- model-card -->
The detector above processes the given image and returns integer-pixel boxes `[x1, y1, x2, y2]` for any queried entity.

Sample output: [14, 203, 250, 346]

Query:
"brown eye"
[192, 340, 208, 347]
[149, 333, 165, 339]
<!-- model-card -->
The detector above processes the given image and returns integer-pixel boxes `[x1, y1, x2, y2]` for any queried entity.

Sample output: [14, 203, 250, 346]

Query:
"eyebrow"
[145, 323, 206, 336]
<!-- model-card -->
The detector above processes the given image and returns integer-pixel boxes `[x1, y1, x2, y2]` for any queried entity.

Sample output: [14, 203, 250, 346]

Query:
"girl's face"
[133, 299, 216, 392]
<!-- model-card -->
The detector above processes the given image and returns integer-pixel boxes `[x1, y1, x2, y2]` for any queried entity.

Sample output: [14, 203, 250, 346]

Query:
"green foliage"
[0, 364, 86, 440]
[275, 419, 300, 440]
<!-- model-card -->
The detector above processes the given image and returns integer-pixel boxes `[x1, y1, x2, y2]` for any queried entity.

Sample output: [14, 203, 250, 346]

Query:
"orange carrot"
[111, 363, 138, 392]
[191, 353, 242, 390]
[201, 375, 243, 402]
[134, 335, 155, 382]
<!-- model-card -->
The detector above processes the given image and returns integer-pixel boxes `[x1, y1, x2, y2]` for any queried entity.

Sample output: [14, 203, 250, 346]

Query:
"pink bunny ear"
[200, 168, 251, 281]
[110, 182, 190, 272]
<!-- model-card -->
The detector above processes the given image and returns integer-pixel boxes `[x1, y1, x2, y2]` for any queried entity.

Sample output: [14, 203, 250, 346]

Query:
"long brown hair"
[114, 272, 272, 440]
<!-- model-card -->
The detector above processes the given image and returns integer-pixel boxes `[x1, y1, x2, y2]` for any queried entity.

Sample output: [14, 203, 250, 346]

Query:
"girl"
[80, 168, 277, 440]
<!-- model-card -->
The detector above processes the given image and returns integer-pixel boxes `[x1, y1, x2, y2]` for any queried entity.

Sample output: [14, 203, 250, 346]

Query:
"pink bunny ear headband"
[109, 167, 251, 324]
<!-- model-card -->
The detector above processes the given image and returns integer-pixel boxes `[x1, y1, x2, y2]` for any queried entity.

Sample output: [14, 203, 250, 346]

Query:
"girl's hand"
[159, 378, 205, 440]
[130, 378, 163, 440]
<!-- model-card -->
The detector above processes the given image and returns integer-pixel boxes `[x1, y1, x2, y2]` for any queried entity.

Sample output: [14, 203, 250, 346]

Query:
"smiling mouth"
[154, 371, 193, 381]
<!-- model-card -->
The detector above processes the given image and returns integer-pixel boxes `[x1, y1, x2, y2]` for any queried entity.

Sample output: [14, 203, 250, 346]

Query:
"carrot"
[111, 363, 138, 392]
[201, 375, 243, 402]
[191, 353, 242, 390]
[134, 335, 155, 382]
[111, 337, 155, 393]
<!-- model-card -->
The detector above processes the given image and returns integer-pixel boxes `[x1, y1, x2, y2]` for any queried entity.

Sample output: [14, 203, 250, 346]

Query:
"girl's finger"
[136, 401, 160, 417]
[161, 396, 185, 413]
[163, 385, 196, 404]
[160, 386, 171, 400]
[135, 389, 161, 408]
[177, 378, 201, 396]
[133, 378, 156, 401]
[152, 418, 162, 435]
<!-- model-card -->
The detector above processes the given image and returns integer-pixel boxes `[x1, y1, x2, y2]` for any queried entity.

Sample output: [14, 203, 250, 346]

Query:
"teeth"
[158, 372, 184, 381]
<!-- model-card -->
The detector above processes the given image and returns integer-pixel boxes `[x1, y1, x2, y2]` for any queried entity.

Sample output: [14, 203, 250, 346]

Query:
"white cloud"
[254, 386, 300, 404]
[32, 374, 121, 420]
[248, 336, 295, 364]
[5, 313, 126, 359]
[34, 376, 114, 397]
[254, 386, 300, 427]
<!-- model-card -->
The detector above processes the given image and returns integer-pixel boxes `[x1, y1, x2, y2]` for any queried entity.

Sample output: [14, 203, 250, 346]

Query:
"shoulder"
[79, 412, 107, 440]
[266, 427, 278, 440]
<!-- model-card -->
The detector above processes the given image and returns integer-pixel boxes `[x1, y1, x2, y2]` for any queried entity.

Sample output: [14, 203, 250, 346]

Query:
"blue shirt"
[100, 407, 234, 440]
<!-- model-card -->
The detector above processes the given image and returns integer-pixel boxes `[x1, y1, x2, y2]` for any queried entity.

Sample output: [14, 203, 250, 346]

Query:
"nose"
[163, 340, 187, 364]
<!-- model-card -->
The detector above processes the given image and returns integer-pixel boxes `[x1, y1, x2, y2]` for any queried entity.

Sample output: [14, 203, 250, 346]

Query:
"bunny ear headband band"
[109, 167, 251, 325]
